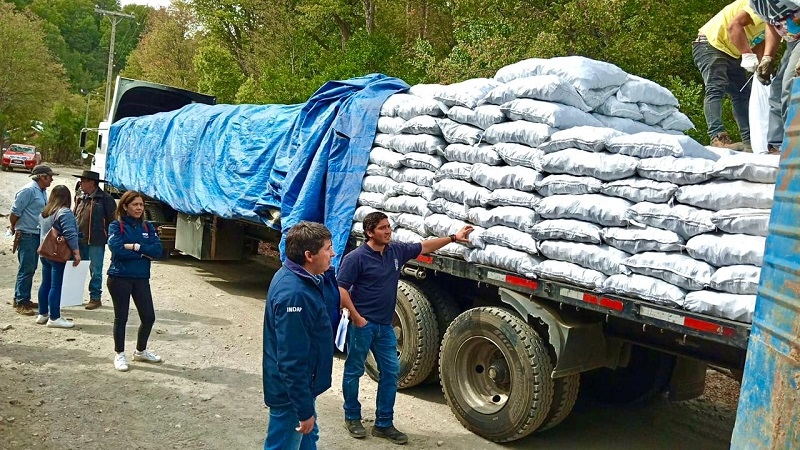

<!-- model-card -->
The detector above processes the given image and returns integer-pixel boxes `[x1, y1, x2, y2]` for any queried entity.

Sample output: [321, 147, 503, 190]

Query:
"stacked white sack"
[353, 56, 775, 324]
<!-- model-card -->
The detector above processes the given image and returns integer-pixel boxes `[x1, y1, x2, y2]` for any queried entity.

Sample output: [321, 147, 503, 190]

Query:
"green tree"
[194, 42, 245, 103]
[36, 99, 84, 163]
[0, 3, 68, 144]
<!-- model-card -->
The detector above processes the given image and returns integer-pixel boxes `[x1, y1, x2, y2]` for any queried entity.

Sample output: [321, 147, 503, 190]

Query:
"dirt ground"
[0, 166, 741, 449]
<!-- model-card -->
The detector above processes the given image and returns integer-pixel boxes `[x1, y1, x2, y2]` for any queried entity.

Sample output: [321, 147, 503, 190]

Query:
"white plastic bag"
[622, 252, 713, 291]
[605, 132, 717, 160]
[616, 75, 679, 106]
[601, 226, 685, 254]
[447, 105, 506, 130]
[675, 180, 774, 211]
[432, 179, 491, 206]
[532, 260, 608, 290]
[538, 241, 630, 276]
[711, 208, 770, 237]
[377, 116, 407, 134]
[383, 195, 431, 217]
[389, 134, 447, 155]
[595, 95, 644, 120]
[467, 206, 538, 233]
[358, 192, 386, 209]
[710, 265, 761, 295]
[483, 121, 556, 147]
[625, 202, 715, 239]
[531, 219, 603, 244]
[442, 144, 503, 165]
[659, 111, 695, 132]
[494, 143, 545, 170]
[535, 175, 603, 196]
[427, 199, 471, 222]
[435, 78, 502, 109]
[353, 205, 378, 222]
[482, 75, 592, 111]
[639, 104, 678, 126]
[438, 118, 484, 145]
[538, 126, 626, 154]
[435, 162, 474, 182]
[683, 291, 756, 323]
[603, 274, 687, 307]
[393, 182, 434, 201]
[466, 245, 542, 275]
[401, 152, 446, 171]
[362, 176, 399, 194]
[537, 194, 632, 227]
[501, 98, 603, 129]
[366, 164, 392, 177]
[601, 178, 677, 203]
[540, 149, 639, 181]
[637, 156, 716, 185]
[685, 233, 766, 267]
[471, 163, 542, 192]
[423, 214, 486, 248]
[392, 227, 425, 244]
[399, 115, 442, 135]
[434, 242, 470, 259]
[712, 153, 780, 183]
[482, 226, 539, 255]
[749, 81, 770, 155]
[494, 58, 548, 83]
[369, 146, 405, 168]
[485, 189, 542, 209]
[388, 167, 436, 187]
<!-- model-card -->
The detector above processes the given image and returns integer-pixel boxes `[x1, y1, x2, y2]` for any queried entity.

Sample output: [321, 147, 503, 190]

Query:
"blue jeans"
[342, 321, 399, 428]
[38, 257, 66, 319]
[767, 40, 800, 148]
[264, 403, 318, 450]
[79, 244, 106, 300]
[692, 41, 751, 142]
[14, 233, 40, 305]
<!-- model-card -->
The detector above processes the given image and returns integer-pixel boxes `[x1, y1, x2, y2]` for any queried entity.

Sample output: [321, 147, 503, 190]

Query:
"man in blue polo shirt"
[337, 211, 472, 445]
[9, 165, 56, 315]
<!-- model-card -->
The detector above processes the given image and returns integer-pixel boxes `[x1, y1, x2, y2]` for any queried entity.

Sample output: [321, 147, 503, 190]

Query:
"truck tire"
[537, 374, 580, 432]
[418, 280, 461, 384]
[440, 307, 555, 442]
[580, 344, 675, 405]
[145, 203, 167, 223]
[365, 280, 439, 389]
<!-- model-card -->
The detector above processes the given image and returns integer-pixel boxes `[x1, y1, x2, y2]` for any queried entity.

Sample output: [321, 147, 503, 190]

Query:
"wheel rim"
[453, 336, 512, 414]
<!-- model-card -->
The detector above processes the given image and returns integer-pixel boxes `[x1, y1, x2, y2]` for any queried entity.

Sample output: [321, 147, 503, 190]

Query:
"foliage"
[35, 99, 84, 163]
[194, 42, 245, 103]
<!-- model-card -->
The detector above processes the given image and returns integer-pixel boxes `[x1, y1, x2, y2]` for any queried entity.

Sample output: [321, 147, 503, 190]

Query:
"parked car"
[1, 144, 42, 172]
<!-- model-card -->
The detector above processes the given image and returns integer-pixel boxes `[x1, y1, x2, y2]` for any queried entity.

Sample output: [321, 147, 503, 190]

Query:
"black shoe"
[345, 419, 366, 439]
[372, 425, 408, 445]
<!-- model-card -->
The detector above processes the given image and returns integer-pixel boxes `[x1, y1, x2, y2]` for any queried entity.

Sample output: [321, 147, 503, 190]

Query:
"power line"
[95, 8, 136, 121]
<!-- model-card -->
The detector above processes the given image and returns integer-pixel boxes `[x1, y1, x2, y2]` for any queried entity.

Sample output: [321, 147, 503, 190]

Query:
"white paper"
[60, 261, 90, 307]
[335, 309, 350, 352]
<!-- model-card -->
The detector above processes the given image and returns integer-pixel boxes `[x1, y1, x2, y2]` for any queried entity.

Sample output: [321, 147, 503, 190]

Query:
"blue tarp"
[106, 74, 409, 267]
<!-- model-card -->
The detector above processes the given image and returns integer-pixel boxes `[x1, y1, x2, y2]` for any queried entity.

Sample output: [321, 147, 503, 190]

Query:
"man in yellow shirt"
[693, 0, 766, 150]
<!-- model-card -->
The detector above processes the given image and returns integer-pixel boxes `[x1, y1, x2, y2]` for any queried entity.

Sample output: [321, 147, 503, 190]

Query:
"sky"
[120, 0, 172, 7]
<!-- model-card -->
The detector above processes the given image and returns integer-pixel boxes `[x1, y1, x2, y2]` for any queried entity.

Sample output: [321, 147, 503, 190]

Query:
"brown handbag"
[37, 215, 72, 263]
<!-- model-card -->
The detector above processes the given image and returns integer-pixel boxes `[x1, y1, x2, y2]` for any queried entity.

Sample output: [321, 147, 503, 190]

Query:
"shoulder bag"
[37, 212, 72, 263]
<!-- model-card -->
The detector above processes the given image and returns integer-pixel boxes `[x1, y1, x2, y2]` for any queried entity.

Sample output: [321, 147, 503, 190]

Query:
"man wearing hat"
[73, 170, 117, 310]
[9, 165, 56, 315]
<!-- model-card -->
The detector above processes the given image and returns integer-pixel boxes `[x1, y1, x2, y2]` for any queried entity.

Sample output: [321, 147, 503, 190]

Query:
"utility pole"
[95, 8, 135, 120]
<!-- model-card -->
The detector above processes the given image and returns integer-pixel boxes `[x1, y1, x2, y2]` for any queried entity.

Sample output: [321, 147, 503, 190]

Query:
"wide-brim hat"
[73, 170, 107, 183]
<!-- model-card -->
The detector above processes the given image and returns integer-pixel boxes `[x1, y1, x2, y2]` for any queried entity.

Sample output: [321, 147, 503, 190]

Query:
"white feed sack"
[622, 252, 714, 291]
[601, 226, 685, 254]
[637, 156, 716, 185]
[593, 114, 666, 134]
[400, 152, 446, 171]
[437, 119, 484, 145]
[351, 221, 363, 236]
[615, 75, 680, 107]
[395, 213, 429, 236]
[594, 95, 644, 120]
[388, 167, 436, 187]
[483, 121, 556, 148]
[683, 291, 756, 323]
[369, 146, 404, 168]
[381, 93, 443, 120]
[605, 132, 718, 160]
[639, 104, 679, 126]
[494, 143, 545, 170]
[601, 178, 678, 203]
[383, 195, 432, 217]
[531, 219, 603, 244]
[532, 260, 608, 290]
[353, 205, 378, 222]
[447, 105, 506, 130]
[466, 245, 543, 276]
[485, 189, 542, 209]
[538, 241, 630, 276]
[710, 265, 761, 295]
[494, 58, 548, 82]
[366, 164, 392, 177]
[603, 274, 687, 307]
[373, 133, 393, 149]
[435, 162, 474, 182]
[408, 83, 446, 99]
[536, 194, 632, 227]
[442, 143, 503, 165]
[398, 115, 442, 135]
[536, 174, 603, 196]
[432, 179, 491, 207]
[467, 206, 538, 233]
[540, 149, 639, 181]
[377, 116, 407, 134]
[685, 233, 766, 267]
[711, 208, 770, 237]
[482, 226, 539, 255]
[538, 126, 627, 154]
[471, 163, 542, 192]
[394, 182, 434, 201]
[435, 78, 502, 109]
[434, 242, 470, 259]
[675, 180, 774, 211]
[501, 98, 603, 129]
[427, 198, 471, 222]
[538, 56, 629, 97]
[712, 153, 780, 183]
[389, 134, 447, 155]
[423, 214, 486, 248]
[362, 175, 399, 194]
[482, 75, 592, 111]
[626, 202, 715, 239]
[393, 227, 425, 244]
[358, 192, 386, 209]
[659, 111, 694, 132]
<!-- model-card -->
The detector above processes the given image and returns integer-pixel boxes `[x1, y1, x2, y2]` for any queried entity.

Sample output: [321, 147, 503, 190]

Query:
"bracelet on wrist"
[449, 234, 457, 243]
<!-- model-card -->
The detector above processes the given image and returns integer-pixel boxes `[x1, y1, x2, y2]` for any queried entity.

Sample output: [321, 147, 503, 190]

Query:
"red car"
[1, 144, 42, 172]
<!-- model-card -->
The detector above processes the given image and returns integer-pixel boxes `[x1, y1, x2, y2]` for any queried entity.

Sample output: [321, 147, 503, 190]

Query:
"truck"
[85, 75, 762, 444]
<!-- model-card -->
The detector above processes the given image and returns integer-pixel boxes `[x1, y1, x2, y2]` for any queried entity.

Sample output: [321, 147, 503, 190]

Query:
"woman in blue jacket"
[106, 191, 163, 372]
[37, 185, 81, 328]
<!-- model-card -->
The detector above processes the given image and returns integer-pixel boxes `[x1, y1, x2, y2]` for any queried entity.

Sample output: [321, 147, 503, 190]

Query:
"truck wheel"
[537, 374, 580, 432]
[418, 281, 461, 384]
[580, 344, 675, 404]
[365, 280, 439, 389]
[145, 203, 167, 224]
[440, 307, 555, 442]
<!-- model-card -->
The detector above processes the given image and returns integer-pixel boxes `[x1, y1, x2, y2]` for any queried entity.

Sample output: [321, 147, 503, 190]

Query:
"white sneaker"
[46, 317, 74, 328]
[114, 353, 129, 372]
[35, 314, 49, 325]
[133, 349, 163, 363]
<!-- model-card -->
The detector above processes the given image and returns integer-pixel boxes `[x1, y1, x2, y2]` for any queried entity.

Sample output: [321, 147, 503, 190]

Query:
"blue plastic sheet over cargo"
[106, 74, 409, 266]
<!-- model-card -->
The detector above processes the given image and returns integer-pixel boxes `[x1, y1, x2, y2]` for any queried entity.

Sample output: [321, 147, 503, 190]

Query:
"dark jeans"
[692, 41, 751, 142]
[38, 257, 66, 320]
[79, 243, 106, 301]
[14, 232, 40, 305]
[767, 40, 800, 148]
[342, 321, 399, 428]
[107, 276, 156, 353]
[264, 403, 318, 450]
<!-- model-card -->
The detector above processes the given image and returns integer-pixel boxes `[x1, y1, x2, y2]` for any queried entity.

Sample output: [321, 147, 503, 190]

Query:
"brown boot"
[85, 300, 102, 310]
[710, 132, 738, 149]
[15, 303, 36, 316]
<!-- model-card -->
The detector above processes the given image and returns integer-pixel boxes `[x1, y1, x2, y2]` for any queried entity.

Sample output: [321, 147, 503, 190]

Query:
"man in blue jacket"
[263, 221, 338, 450]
